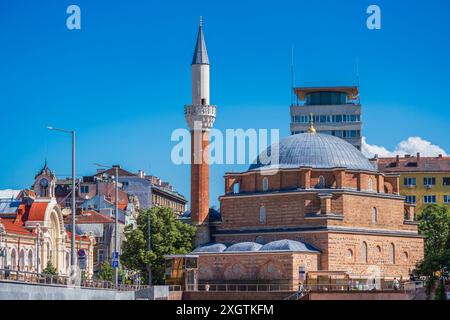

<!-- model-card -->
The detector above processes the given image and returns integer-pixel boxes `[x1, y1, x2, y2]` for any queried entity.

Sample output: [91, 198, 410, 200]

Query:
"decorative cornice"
[213, 225, 422, 238]
[220, 188, 404, 201]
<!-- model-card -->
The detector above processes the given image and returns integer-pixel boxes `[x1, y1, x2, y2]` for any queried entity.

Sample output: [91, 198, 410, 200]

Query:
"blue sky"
[0, 0, 449, 207]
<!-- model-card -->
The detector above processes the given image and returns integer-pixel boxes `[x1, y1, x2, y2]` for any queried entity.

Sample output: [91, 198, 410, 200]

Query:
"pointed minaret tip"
[192, 17, 209, 65]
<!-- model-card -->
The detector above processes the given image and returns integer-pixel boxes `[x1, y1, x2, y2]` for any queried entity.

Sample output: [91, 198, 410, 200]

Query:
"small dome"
[225, 242, 263, 252]
[249, 133, 376, 172]
[260, 239, 320, 253]
[193, 243, 227, 253]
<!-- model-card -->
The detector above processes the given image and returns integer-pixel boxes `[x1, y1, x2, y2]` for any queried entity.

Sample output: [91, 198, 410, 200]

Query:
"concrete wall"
[0, 281, 134, 300]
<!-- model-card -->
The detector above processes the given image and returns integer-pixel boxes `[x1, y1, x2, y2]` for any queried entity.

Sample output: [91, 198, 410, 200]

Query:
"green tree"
[95, 261, 126, 283]
[42, 261, 58, 275]
[414, 205, 450, 299]
[120, 207, 196, 285]
[419, 205, 450, 258]
[96, 261, 114, 282]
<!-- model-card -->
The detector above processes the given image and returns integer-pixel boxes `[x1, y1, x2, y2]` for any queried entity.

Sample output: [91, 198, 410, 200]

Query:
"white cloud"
[362, 136, 447, 158]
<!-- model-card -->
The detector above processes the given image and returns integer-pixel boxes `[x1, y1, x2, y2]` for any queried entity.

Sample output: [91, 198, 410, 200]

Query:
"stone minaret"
[184, 17, 216, 246]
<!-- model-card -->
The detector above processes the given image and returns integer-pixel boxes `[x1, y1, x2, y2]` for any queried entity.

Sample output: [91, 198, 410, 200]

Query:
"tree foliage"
[414, 205, 450, 299]
[42, 261, 58, 275]
[120, 207, 196, 285]
[95, 261, 125, 283]
[96, 261, 114, 282]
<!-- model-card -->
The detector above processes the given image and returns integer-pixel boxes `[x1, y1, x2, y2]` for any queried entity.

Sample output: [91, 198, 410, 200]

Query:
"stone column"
[318, 194, 333, 215]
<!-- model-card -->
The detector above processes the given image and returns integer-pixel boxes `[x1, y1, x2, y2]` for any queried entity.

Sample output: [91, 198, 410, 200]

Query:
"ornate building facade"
[0, 163, 94, 276]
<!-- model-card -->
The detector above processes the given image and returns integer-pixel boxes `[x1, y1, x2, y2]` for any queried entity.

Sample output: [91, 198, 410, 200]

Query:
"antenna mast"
[291, 45, 295, 106]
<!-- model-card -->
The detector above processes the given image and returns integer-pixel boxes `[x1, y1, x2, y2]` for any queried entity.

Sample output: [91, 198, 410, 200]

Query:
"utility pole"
[114, 165, 119, 287]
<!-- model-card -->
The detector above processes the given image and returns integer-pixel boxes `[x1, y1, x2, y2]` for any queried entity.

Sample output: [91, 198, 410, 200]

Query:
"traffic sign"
[112, 260, 119, 268]
[112, 252, 119, 259]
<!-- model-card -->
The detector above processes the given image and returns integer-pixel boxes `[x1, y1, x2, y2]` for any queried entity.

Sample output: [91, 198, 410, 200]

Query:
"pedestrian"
[393, 278, 400, 290]
[205, 282, 210, 292]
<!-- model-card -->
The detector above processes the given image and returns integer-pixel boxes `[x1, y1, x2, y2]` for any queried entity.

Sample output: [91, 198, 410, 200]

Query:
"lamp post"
[0, 225, 7, 270]
[94, 163, 120, 287]
[47, 126, 76, 275]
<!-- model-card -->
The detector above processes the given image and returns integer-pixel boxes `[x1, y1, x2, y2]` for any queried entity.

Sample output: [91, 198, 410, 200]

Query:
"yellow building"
[375, 154, 450, 214]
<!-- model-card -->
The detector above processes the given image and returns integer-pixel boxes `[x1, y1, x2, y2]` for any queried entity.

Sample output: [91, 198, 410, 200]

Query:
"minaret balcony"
[185, 104, 217, 130]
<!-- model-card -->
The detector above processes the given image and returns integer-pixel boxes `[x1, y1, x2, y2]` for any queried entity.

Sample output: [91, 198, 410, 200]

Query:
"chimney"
[396, 155, 400, 165]
[138, 170, 145, 179]
[405, 154, 411, 158]
[417, 152, 421, 161]
[438, 154, 443, 159]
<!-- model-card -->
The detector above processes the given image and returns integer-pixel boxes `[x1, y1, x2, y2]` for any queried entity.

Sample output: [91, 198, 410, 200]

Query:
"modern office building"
[375, 153, 450, 214]
[290, 86, 362, 150]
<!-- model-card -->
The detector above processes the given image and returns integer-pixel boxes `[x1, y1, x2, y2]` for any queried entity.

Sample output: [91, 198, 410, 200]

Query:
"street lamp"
[47, 126, 76, 275]
[94, 163, 120, 287]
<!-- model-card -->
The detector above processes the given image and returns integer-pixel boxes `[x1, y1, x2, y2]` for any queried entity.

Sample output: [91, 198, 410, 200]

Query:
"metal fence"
[0, 268, 149, 291]
[186, 283, 294, 292]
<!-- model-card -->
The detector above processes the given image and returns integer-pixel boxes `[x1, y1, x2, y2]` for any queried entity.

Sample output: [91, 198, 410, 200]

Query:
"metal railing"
[186, 283, 294, 292]
[168, 285, 182, 292]
[0, 268, 149, 291]
[304, 281, 423, 293]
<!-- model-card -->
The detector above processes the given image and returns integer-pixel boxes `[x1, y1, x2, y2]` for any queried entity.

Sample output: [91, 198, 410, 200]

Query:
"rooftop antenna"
[356, 56, 360, 88]
[199, 16, 202, 27]
[356, 56, 361, 104]
[291, 45, 295, 106]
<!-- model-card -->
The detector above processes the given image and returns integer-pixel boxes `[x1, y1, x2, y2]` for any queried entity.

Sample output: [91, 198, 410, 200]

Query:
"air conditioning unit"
[406, 185, 416, 189]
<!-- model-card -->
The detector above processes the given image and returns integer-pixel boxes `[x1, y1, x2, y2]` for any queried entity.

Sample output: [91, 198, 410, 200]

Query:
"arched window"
[262, 178, 269, 192]
[19, 249, 25, 270]
[389, 243, 395, 264]
[361, 242, 368, 263]
[317, 176, 325, 189]
[347, 249, 354, 262]
[372, 207, 377, 224]
[259, 206, 267, 224]
[10, 248, 17, 270]
[368, 178, 373, 192]
[27, 250, 33, 269]
[403, 251, 409, 262]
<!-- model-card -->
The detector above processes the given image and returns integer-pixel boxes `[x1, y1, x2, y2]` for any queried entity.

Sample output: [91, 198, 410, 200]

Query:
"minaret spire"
[192, 16, 209, 65]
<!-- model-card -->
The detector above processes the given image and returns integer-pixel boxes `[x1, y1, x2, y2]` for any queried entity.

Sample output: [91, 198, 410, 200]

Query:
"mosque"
[165, 19, 424, 290]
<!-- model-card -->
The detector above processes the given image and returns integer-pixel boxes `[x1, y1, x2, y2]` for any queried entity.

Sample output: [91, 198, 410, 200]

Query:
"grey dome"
[249, 133, 376, 172]
[193, 243, 227, 253]
[225, 242, 262, 252]
[260, 240, 320, 253]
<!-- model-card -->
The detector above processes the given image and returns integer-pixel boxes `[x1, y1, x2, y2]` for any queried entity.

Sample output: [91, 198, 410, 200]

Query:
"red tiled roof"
[0, 218, 33, 236]
[376, 155, 450, 173]
[27, 202, 48, 221]
[64, 210, 115, 224]
[66, 230, 91, 242]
